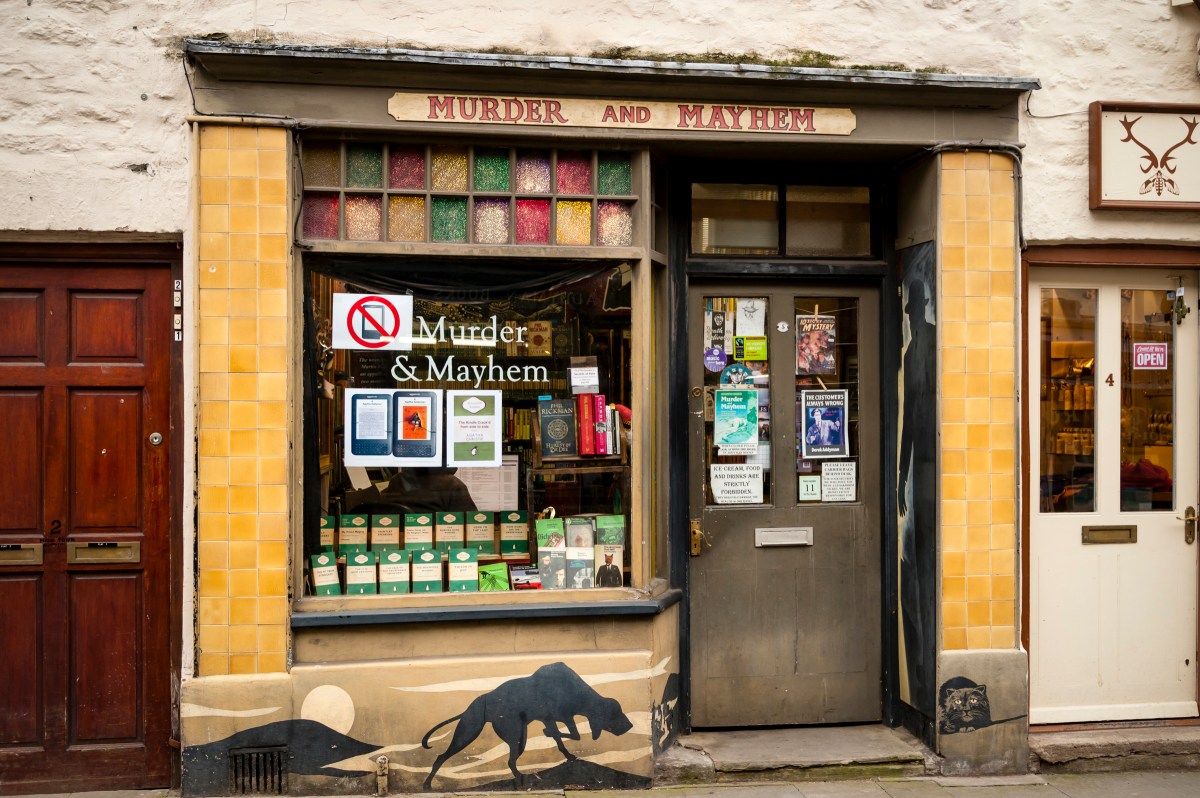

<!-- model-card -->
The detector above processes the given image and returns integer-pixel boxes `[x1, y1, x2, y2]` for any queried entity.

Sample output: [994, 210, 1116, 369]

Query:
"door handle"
[690, 519, 711, 557]
[1179, 506, 1196, 545]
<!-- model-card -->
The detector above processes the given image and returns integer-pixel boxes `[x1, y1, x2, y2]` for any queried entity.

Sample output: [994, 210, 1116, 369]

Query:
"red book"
[577, 393, 595, 455]
[593, 393, 608, 455]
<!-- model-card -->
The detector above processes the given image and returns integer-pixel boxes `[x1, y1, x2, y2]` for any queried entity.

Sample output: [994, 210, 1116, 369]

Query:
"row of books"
[537, 393, 623, 458]
[321, 511, 532, 558]
[309, 543, 625, 595]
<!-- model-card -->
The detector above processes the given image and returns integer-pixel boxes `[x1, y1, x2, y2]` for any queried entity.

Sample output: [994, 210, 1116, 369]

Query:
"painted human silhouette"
[897, 276, 936, 714]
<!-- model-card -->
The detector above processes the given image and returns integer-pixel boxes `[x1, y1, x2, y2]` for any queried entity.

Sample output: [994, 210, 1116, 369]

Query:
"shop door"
[1029, 268, 1199, 723]
[687, 281, 881, 727]
[0, 263, 174, 792]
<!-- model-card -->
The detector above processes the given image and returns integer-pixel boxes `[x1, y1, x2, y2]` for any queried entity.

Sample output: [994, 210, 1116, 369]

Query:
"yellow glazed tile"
[991, 271, 1015, 295]
[942, 222, 966, 246]
[199, 401, 229, 430]
[991, 246, 1017, 272]
[991, 170, 1015, 196]
[942, 347, 965, 374]
[943, 449, 966, 475]
[259, 541, 288, 569]
[967, 600, 990, 626]
[966, 221, 989, 246]
[197, 456, 228, 486]
[993, 500, 1016, 525]
[229, 234, 259, 263]
[964, 152, 990, 170]
[943, 601, 968, 628]
[942, 245, 965, 271]
[943, 576, 967, 602]
[259, 597, 289, 626]
[964, 398, 990, 423]
[198, 486, 229, 515]
[198, 597, 229, 626]
[992, 600, 1015, 627]
[199, 429, 229, 457]
[965, 169, 991, 195]
[942, 399, 966, 424]
[259, 346, 288, 373]
[258, 513, 289, 541]
[229, 513, 259, 540]
[260, 568, 288, 597]
[992, 194, 1015, 222]
[230, 205, 258, 234]
[992, 575, 1015, 601]
[198, 261, 229, 289]
[990, 475, 1015, 500]
[260, 457, 288, 485]
[943, 525, 967, 552]
[199, 317, 229, 346]
[941, 168, 966, 195]
[966, 627, 991, 649]
[965, 195, 991, 221]
[200, 176, 230, 205]
[198, 569, 229, 598]
[259, 653, 287, 673]
[259, 127, 287, 149]
[259, 485, 288, 514]
[199, 288, 229, 318]
[991, 524, 1016, 550]
[942, 152, 967, 169]
[230, 597, 259, 625]
[258, 625, 287, 653]
[229, 127, 259, 149]
[230, 541, 257, 569]
[199, 125, 229, 149]
[942, 474, 966, 500]
[967, 550, 991, 576]
[990, 627, 1016, 648]
[197, 541, 228, 571]
[229, 654, 258, 675]
[260, 205, 287, 234]
[199, 653, 230, 676]
[259, 373, 287, 401]
[229, 262, 260, 290]
[199, 148, 230, 178]
[230, 430, 260, 457]
[966, 525, 990, 550]
[990, 396, 1015, 422]
[943, 550, 966, 576]
[229, 318, 258, 346]
[965, 374, 989, 398]
[199, 205, 230, 234]
[198, 621, 231, 652]
[229, 373, 258, 401]
[197, 512, 228, 541]
[199, 345, 228, 374]
[260, 264, 287, 291]
[260, 178, 287, 205]
[942, 503, 967, 528]
[229, 569, 259, 597]
[944, 627, 967, 650]
[942, 424, 967, 450]
[199, 233, 229, 262]
[942, 195, 966, 223]
[229, 347, 258, 374]
[259, 401, 287, 429]
[991, 221, 1016, 247]
[967, 575, 992, 601]
[229, 149, 258, 178]
[260, 429, 289, 456]
[990, 373, 1015, 397]
[259, 149, 287, 179]
[259, 289, 288, 318]
[229, 625, 258, 653]
[965, 474, 990, 499]
[228, 485, 258, 514]
[966, 499, 992, 525]
[942, 270, 965, 297]
[229, 457, 258, 486]
[965, 271, 991, 297]
[990, 153, 1012, 170]
[965, 246, 991, 270]
[230, 177, 258, 205]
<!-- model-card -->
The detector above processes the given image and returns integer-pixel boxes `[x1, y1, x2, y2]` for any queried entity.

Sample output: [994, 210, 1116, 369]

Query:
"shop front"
[179, 41, 1037, 793]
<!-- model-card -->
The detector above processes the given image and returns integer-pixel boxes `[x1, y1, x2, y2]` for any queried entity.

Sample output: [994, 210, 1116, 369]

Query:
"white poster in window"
[798, 474, 821, 502]
[820, 461, 857, 502]
[344, 388, 444, 467]
[710, 463, 764, 504]
[456, 454, 520, 511]
[332, 293, 414, 351]
[445, 390, 502, 467]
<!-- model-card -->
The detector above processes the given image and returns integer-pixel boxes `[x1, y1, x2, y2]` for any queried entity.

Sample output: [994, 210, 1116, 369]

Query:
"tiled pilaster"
[939, 151, 1018, 651]
[195, 124, 291, 675]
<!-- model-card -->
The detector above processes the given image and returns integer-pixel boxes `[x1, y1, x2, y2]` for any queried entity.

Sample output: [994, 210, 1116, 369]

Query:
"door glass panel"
[785, 186, 871, 257]
[1121, 289, 1175, 511]
[703, 296, 771, 505]
[691, 185, 779, 256]
[1039, 288, 1096, 513]
[795, 297, 859, 502]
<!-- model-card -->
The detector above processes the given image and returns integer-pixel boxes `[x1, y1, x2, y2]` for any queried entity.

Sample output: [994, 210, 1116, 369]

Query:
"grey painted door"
[687, 281, 881, 727]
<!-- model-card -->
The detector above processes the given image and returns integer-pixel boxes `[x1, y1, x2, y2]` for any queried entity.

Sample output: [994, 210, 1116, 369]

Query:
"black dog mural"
[422, 661, 633, 788]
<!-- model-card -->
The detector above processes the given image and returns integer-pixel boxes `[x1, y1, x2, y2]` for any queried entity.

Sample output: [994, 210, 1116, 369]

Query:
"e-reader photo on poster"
[800, 389, 849, 459]
[796, 314, 837, 376]
[343, 388, 444, 467]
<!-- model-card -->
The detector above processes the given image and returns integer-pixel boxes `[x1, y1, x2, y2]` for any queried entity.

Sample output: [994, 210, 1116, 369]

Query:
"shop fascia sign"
[388, 91, 856, 135]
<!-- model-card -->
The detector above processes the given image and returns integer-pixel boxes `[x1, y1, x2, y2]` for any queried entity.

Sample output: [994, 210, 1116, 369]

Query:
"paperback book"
[404, 513, 435, 551]
[345, 551, 379, 595]
[378, 549, 410, 594]
[537, 397, 578, 458]
[370, 514, 401, 551]
[538, 548, 568, 590]
[447, 547, 479, 592]
[465, 511, 496, 554]
[310, 552, 341, 596]
[535, 517, 565, 549]
[594, 544, 624, 588]
[411, 549, 443, 593]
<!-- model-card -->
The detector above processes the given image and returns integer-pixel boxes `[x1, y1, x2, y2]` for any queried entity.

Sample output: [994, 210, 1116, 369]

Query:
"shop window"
[303, 259, 635, 600]
[300, 142, 636, 248]
[690, 183, 871, 257]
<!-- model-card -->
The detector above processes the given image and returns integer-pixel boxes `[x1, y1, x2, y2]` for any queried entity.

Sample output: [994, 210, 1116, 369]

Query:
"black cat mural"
[938, 677, 1026, 734]
[422, 661, 633, 788]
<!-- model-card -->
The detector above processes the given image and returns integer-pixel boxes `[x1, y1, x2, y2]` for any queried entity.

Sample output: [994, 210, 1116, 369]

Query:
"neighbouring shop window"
[304, 259, 634, 598]
[300, 142, 636, 247]
[1039, 287, 1096, 513]
[690, 183, 871, 257]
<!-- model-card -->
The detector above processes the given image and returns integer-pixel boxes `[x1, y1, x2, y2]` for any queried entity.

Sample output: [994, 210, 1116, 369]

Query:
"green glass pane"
[346, 144, 383, 188]
[431, 197, 469, 242]
[598, 153, 632, 195]
[302, 143, 340, 187]
[473, 149, 510, 192]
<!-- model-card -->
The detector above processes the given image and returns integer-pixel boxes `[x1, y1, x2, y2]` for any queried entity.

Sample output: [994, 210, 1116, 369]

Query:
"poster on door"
[714, 388, 759, 455]
[800, 389, 849, 459]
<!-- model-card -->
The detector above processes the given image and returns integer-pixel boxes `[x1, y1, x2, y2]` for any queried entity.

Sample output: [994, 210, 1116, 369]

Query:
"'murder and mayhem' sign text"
[388, 92, 857, 136]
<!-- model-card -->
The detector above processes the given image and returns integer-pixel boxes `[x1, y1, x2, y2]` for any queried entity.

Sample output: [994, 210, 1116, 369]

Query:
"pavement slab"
[682, 727, 925, 772]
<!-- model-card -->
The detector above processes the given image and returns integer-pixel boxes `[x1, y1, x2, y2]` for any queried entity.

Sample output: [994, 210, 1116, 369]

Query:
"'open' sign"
[1133, 342, 1169, 370]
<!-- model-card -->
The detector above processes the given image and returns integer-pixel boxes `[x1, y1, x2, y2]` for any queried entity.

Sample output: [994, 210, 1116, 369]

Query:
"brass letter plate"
[755, 527, 814, 547]
[1081, 525, 1137, 545]
[66, 541, 141, 564]
[0, 543, 43, 565]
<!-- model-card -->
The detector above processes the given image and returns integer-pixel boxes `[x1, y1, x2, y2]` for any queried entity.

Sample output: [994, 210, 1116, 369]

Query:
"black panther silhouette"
[938, 676, 1026, 734]
[421, 661, 633, 788]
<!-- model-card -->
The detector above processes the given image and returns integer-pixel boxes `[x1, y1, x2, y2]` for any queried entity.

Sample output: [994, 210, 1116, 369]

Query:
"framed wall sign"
[1090, 101, 1200, 210]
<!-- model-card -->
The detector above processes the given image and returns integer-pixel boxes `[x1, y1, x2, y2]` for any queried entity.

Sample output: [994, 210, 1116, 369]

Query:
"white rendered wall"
[0, 1, 1195, 238]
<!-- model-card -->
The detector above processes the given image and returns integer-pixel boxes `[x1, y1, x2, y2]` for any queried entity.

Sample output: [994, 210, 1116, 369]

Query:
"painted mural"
[182, 655, 671, 795]
[896, 241, 938, 719]
[936, 676, 1026, 735]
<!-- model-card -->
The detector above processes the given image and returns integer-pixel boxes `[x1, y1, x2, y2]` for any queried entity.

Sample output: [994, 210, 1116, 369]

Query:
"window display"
[304, 259, 633, 599]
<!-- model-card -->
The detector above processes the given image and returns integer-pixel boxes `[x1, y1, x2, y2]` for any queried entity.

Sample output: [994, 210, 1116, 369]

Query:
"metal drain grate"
[228, 745, 288, 795]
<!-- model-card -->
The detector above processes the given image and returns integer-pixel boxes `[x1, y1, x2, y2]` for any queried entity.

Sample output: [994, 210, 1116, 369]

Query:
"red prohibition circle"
[347, 295, 401, 348]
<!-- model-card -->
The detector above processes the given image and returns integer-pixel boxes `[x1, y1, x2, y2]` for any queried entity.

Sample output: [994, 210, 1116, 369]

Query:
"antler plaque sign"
[1090, 101, 1200, 210]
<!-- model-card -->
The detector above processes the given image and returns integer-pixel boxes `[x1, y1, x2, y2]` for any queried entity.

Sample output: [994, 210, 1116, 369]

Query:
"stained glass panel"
[345, 194, 383, 240]
[598, 153, 632, 195]
[431, 147, 468, 192]
[346, 144, 383, 188]
[516, 199, 550, 243]
[557, 200, 592, 245]
[474, 199, 510, 244]
[431, 196, 469, 242]
[302, 193, 339, 239]
[388, 196, 425, 241]
[388, 146, 426, 190]
[302, 144, 340, 187]
[516, 151, 551, 193]
[557, 151, 592, 194]
[474, 149, 511, 192]
[598, 201, 633, 246]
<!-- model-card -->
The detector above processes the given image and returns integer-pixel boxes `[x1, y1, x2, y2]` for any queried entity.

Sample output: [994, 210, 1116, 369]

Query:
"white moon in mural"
[300, 685, 356, 736]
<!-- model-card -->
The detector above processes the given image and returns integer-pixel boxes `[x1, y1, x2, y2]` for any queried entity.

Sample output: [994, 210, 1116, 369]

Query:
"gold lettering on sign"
[388, 92, 857, 136]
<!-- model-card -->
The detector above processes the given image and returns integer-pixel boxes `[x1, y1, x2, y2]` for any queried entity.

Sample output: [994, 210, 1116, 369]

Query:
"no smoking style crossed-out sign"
[332, 293, 414, 351]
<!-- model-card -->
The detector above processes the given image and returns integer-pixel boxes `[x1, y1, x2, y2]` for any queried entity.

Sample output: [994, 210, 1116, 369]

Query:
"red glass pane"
[516, 199, 550, 244]
[388, 146, 425, 190]
[302, 193, 339, 238]
[556, 151, 592, 194]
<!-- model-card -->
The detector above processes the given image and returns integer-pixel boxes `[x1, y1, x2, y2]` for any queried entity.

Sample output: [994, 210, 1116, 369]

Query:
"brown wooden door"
[687, 281, 882, 726]
[0, 261, 173, 793]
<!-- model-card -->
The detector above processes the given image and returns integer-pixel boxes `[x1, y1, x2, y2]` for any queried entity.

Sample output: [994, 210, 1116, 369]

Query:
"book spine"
[577, 393, 595, 455]
[593, 393, 608, 455]
[611, 405, 621, 455]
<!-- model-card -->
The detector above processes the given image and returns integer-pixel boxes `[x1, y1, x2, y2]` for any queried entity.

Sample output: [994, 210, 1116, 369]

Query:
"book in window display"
[338, 513, 369, 556]
[465, 511, 496, 553]
[404, 512, 435, 551]
[319, 515, 336, 551]
[370, 514, 401, 551]
[510, 563, 541, 590]
[535, 516, 566, 549]
[379, 549, 411, 594]
[498, 510, 530, 558]
[310, 552, 341, 596]
[564, 516, 595, 549]
[595, 514, 626, 546]
[538, 548, 568, 590]
[411, 549, 444, 593]
[345, 551, 379, 595]
[447, 547, 479, 592]
[435, 511, 465, 553]
[566, 546, 595, 588]
[537, 398, 578, 458]
[796, 313, 837, 377]
[595, 544, 624, 588]
[478, 561, 510, 592]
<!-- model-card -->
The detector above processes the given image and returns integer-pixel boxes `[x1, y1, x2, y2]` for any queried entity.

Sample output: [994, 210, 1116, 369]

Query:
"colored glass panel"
[302, 143, 340, 187]
[598, 153, 632, 195]
[598, 201, 633, 246]
[515, 199, 550, 244]
[515, 151, 551, 193]
[388, 146, 426, 190]
[556, 151, 592, 194]
[345, 194, 383, 240]
[302, 193, 339, 239]
[556, 200, 592, 245]
[346, 144, 384, 188]
[474, 199, 510, 244]
[388, 196, 425, 242]
[431, 197, 469, 242]
[431, 147, 468, 192]
[474, 149, 511, 192]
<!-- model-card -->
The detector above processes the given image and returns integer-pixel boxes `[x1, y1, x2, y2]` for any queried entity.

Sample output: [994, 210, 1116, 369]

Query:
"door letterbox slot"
[66, 541, 141, 564]
[0, 543, 43, 565]
[1081, 525, 1137, 545]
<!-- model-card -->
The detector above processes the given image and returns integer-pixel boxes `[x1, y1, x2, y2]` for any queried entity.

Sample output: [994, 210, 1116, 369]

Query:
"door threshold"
[1030, 724, 1200, 773]
[656, 723, 933, 785]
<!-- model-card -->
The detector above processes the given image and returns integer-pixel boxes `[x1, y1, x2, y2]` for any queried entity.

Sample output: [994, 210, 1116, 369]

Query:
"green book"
[535, 516, 565, 549]
[478, 561, 510, 592]
[310, 552, 341, 596]
[404, 513, 435, 551]
[435, 511, 465, 553]
[370, 514, 402, 550]
[378, 549, 410, 594]
[595, 514, 627, 546]
[319, 515, 336, 551]
[447, 547, 479, 592]
[411, 549, 443, 593]
[338, 513, 369, 556]
[345, 550, 378, 595]
[499, 510, 530, 558]
[465, 511, 496, 553]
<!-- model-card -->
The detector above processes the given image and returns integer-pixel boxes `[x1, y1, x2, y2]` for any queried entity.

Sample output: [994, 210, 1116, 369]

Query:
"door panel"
[0, 263, 172, 792]
[688, 282, 881, 727]
[1030, 267, 1199, 723]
